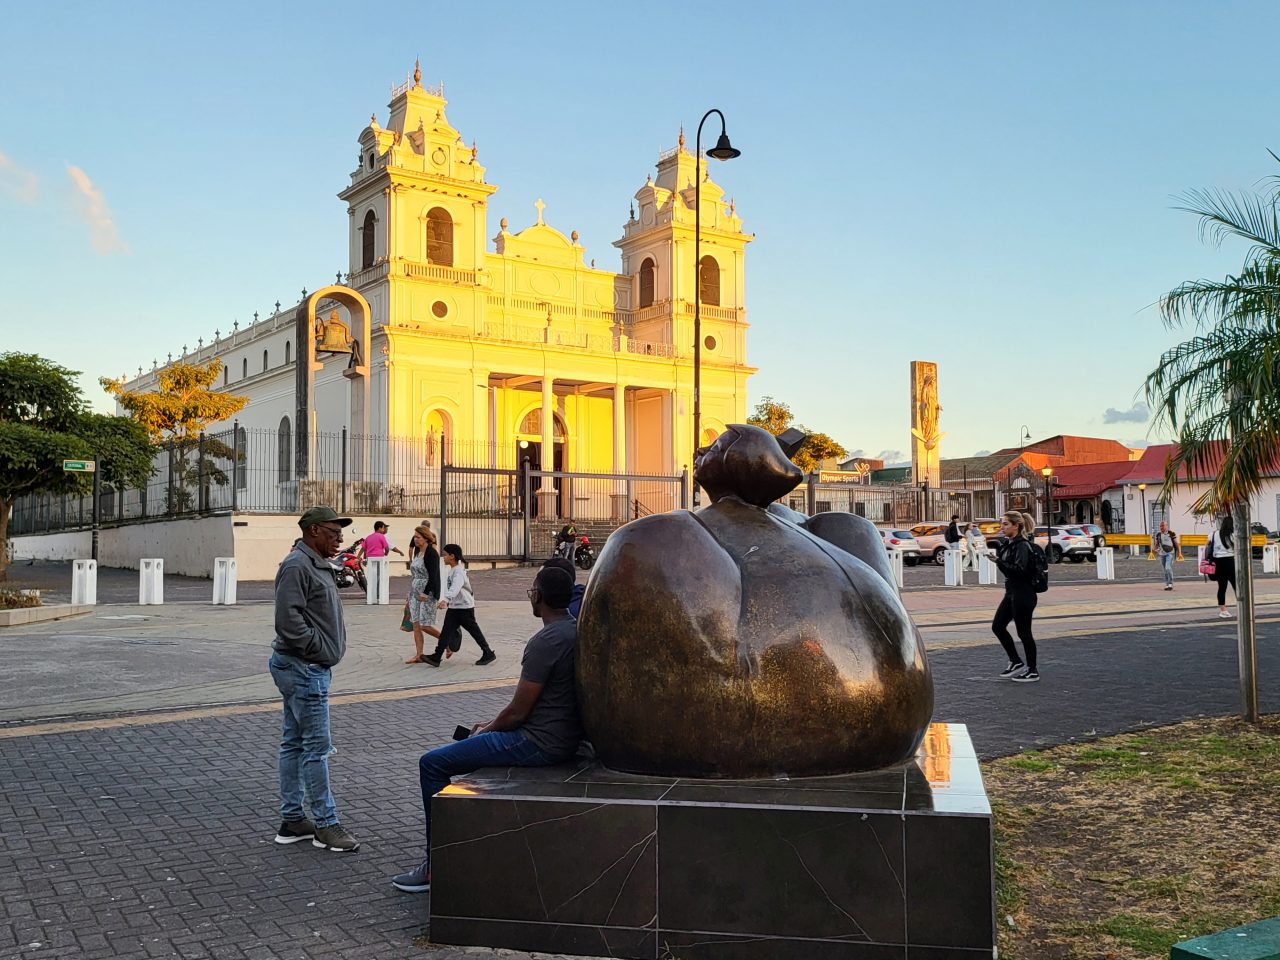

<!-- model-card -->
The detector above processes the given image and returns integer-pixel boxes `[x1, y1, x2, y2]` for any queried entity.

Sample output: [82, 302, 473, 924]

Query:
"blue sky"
[1, 1, 1273, 463]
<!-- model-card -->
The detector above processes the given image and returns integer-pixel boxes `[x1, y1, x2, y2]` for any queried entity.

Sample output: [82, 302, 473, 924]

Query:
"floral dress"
[407, 546, 441, 626]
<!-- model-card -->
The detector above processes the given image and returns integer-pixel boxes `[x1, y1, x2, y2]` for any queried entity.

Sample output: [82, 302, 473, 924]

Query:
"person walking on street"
[993, 510, 1041, 683]
[1208, 515, 1237, 618]
[1151, 521, 1180, 591]
[268, 506, 361, 852]
[422, 544, 496, 667]
[963, 522, 986, 572]
[357, 521, 404, 561]
[405, 525, 443, 664]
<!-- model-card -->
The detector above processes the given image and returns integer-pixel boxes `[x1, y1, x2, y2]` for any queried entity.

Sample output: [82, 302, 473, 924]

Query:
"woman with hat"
[404, 525, 443, 664]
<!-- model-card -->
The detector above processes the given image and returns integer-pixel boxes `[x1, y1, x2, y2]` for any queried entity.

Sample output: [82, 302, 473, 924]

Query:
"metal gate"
[437, 463, 523, 561]
[521, 468, 688, 558]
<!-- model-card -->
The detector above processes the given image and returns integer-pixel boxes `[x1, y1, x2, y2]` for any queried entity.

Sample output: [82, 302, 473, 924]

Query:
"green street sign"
[62, 460, 96, 473]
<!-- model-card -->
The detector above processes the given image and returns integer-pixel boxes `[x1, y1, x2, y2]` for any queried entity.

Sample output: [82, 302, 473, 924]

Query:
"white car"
[1033, 525, 1095, 563]
[878, 528, 922, 565]
[909, 522, 963, 565]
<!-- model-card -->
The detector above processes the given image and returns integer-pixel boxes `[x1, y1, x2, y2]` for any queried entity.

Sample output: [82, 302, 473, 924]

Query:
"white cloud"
[1103, 402, 1149, 424]
[1126, 439, 1151, 449]
[66, 165, 128, 254]
[877, 449, 908, 465]
[971, 449, 991, 457]
[0, 151, 39, 204]
[846, 448, 866, 458]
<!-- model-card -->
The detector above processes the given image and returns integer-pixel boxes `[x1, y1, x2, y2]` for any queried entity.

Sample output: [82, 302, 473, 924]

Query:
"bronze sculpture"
[576, 424, 934, 778]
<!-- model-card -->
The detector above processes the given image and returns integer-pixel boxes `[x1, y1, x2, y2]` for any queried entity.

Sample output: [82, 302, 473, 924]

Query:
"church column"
[612, 383, 628, 520]
[538, 376, 559, 518]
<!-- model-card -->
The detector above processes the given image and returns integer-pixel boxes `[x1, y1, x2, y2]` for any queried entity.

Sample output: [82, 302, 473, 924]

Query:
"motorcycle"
[573, 534, 596, 571]
[551, 525, 595, 570]
[331, 548, 368, 592]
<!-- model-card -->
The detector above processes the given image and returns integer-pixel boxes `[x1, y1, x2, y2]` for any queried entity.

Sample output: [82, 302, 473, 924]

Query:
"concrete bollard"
[885, 548, 905, 591]
[72, 559, 97, 605]
[139, 558, 164, 605]
[212, 557, 237, 604]
[978, 553, 998, 585]
[1095, 546, 1116, 580]
[943, 547, 964, 586]
[1264, 543, 1279, 574]
[366, 557, 391, 605]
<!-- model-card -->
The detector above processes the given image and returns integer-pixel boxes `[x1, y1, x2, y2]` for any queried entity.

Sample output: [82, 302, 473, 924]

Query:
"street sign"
[62, 460, 96, 473]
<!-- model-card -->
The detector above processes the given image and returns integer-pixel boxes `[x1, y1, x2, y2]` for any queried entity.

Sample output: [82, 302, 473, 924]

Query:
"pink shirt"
[362, 531, 390, 557]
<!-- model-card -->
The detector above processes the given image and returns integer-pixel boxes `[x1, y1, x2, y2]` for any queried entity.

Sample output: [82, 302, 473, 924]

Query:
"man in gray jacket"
[268, 506, 360, 852]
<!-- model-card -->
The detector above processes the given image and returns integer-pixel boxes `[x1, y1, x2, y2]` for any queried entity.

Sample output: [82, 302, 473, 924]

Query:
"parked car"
[972, 518, 1004, 547]
[1076, 522, 1106, 550]
[877, 528, 922, 565]
[909, 522, 962, 565]
[1249, 522, 1280, 558]
[1033, 525, 1095, 563]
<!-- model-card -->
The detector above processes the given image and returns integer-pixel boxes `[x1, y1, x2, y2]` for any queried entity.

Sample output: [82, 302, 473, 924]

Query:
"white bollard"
[1264, 543, 1279, 574]
[978, 553, 998, 585]
[885, 547, 905, 591]
[139, 558, 164, 605]
[366, 557, 391, 605]
[1096, 546, 1116, 580]
[212, 557, 237, 604]
[72, 559, 97, 605]
[943, 547, 964, 586]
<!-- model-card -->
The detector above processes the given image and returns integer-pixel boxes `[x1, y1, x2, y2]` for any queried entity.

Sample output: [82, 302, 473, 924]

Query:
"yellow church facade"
[339, 65, 755, 478]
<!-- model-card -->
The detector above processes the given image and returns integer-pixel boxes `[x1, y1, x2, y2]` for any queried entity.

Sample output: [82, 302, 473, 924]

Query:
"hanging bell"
[315, 314, 353, 355]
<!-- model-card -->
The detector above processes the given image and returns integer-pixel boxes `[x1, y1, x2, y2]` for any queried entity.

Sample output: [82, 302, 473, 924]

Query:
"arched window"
[425, 207, 453, 266]
[423, 409, 453, 466]
[517, 408, 567, 441]
[223, 366, 228, 386]
[241, 358, 247, 379]
[698, 255, 720, 306]
[278, 416, 292, 482]
[361, 210, 376, 270]
[639, 257, 655, 308]
[235, 427, 248, 491]
[262, 349, 268, 372]
[284, 340, 291, 365]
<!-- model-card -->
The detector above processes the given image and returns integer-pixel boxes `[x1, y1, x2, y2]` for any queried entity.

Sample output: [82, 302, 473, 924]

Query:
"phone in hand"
[452, 725, 472, 741]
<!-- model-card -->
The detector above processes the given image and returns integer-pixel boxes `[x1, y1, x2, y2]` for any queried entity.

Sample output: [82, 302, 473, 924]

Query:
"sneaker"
[1164, 585, 1173, 591]
[1218, 610, 1232, 619]
[274, 819, 316, 845]
[476, 650, 496, 666]
[1011, 670, 1040, 683]
[312, 823, 360, 852]
[998, 661, 1025, 679]
[420, 653, 442, 667]
[391, 860, 431, 893]
[325, 744, 338, 758]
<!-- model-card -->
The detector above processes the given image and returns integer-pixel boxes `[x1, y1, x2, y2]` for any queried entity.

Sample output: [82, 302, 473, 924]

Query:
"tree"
[0, 354, 153, 580]
[746, 396, 848, 473]
[102, 360, 249, 513]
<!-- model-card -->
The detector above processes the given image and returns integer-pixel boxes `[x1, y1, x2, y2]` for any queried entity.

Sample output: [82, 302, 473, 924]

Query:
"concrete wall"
[9, 530, 92, 562]
[11, 517, 233, 577]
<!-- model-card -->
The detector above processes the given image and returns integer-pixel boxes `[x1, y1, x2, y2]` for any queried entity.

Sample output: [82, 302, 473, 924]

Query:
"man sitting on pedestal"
[391, 565, 584, 893]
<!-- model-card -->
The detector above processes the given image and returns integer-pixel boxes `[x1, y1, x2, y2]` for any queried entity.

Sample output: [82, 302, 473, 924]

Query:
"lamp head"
[1138, 483, 1147, 491]
[1041, 466, 1052, 478]
[707, 132, 741, 161]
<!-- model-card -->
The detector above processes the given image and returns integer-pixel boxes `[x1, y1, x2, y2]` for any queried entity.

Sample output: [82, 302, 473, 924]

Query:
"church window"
[431, 300, 448, 319]
[639, 257, 655, 308]
[278, 416, 292, 482]
[284, 340, 291, 364]
[223, 367, 228, 386]
[361, 210, 376, 270]
[235, 427, 248, 490]
[425, 207, 453, 266]
[242, 358, 248, 379]
[517, 408, 567, 441]
[699, 255, 720, 306]
[704, 335, 717, 351]
[262, 349, 268, 372]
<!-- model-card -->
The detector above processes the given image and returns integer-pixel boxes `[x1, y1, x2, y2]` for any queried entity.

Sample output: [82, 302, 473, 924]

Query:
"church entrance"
[515, 404, 567, 519]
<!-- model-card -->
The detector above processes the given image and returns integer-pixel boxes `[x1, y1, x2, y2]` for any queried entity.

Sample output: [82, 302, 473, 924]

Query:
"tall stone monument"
[910, 360, 944, 488]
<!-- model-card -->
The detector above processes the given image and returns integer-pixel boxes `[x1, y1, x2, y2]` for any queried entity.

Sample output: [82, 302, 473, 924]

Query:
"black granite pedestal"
[429, 722, 994, 959]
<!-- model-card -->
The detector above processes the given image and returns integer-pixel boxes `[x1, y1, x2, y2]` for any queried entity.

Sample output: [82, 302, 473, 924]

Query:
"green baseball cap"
[298, 506, 353, 529]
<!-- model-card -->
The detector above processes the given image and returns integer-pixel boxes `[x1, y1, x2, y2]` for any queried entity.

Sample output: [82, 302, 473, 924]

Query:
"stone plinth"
[428, 722, 994, 959]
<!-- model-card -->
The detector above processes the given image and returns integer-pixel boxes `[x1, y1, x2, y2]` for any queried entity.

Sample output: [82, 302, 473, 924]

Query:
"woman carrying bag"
[403, 526, 443, 663]
[1205, 515, 1237, 619]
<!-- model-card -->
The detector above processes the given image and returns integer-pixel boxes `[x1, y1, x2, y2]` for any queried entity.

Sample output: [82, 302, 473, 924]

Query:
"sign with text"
[62, 460, 96, 473]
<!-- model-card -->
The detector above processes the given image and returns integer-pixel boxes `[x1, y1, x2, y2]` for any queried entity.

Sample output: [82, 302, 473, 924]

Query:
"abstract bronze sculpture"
[576, 424, 934, 778]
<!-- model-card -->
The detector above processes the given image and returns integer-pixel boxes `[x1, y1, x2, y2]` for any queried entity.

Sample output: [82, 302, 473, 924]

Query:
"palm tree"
[1145, 155, 1280, 722]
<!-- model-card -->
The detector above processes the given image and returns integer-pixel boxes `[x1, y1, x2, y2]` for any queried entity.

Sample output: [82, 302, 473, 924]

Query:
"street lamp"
[1041, 464, 1054, 530]
[1137, 483, 1147, 535]
[1019, 425, 1031, 453]
[692, 108, 741, 508]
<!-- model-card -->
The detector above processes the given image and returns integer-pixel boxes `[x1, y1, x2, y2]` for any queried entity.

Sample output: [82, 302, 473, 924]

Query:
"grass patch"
[988, 714, 1280, 959]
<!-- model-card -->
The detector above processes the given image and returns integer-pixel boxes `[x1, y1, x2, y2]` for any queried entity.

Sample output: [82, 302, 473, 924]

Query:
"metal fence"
[777, 479, 999, 526]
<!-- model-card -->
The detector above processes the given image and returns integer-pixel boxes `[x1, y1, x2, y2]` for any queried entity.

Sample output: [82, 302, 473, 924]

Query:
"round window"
[431, 301, 448, 319]
[704, 335, 717, 351]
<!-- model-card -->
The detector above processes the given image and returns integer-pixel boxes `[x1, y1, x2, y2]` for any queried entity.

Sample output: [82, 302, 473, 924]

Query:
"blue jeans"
[269, 652, 338, 828]
[419, 730, 554, 859]
[1160, 551, 1175, 586]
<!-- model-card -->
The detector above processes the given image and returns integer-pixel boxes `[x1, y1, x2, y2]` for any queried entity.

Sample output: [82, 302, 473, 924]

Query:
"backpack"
[1028, 541, 1050, 593]
[944, 523, 960, 544]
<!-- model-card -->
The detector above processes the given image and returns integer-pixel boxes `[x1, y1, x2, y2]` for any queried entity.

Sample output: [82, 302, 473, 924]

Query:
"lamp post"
[1019, 425, 1031, 453]
[1137, 483, 1147, 535]
[1041, 466, 1054, 552]
[691, 108, 740, 508]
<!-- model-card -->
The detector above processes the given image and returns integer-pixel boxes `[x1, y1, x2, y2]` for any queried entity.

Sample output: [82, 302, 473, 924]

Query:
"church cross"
[534, 198, 545, 225]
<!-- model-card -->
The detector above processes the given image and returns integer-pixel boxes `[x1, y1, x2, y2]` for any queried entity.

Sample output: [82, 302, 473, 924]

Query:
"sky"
[1, 0, 1275, 464]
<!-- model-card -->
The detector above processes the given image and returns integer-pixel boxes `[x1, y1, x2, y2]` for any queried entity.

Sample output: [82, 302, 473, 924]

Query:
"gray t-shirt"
[518, 618, 584, 759]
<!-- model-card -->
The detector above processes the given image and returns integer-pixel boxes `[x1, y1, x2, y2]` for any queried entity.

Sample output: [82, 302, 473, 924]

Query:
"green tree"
[0, 354, 153, 580]
[746, 395, 848, 473]
[1144, 159, 1280, 509]
[102, 360, 249, 513]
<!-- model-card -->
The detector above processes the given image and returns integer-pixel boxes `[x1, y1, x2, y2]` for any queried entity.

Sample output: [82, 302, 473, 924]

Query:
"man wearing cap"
[357, 521, 404, 561]
[268, 506, 361, 853]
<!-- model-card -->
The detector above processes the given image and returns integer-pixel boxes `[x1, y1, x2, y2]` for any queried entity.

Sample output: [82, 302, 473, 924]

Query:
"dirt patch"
[988, 714, 1280, 958]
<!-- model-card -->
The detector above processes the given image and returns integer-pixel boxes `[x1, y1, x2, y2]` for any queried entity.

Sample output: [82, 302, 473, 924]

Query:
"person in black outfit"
[992, 510, 1040, 683]
[1208, 514, 1237, 618]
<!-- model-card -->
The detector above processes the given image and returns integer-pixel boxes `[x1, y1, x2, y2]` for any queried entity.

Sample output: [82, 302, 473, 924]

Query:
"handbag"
[1199, 534, 1217, 577]
[399, 601, 413, 633]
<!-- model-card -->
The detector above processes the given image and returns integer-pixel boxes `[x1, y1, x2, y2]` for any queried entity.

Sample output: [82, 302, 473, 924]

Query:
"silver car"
[878, 528, 922, 565]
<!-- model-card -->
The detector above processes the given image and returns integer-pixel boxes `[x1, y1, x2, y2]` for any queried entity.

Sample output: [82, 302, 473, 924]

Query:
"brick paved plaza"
[1, 564, 1277, 959]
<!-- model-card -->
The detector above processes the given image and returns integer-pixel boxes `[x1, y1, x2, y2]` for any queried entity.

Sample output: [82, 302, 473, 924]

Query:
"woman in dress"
[405, 525, 443, 664]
